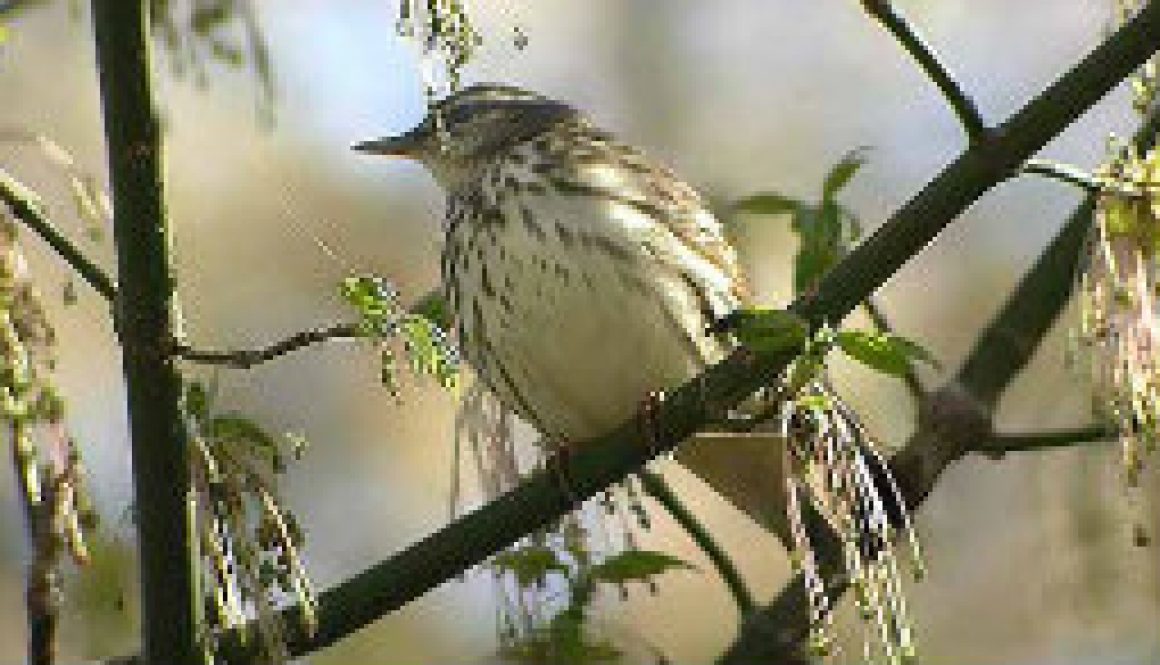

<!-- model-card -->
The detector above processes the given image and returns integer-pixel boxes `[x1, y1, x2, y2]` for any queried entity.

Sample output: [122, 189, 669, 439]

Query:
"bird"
[352, 85, 919, 659]
[354, 83, 744, 446]
[352, 83, 906, 541]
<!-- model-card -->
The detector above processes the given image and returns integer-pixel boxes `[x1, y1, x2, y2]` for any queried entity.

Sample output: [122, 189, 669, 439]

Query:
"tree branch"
[977, 425, 1112, 456]
[638, 469, 756, 616]
[1021, 158, 1128, 195]
[0, 169, 117, 302]
[861, 0, 989, 141]
[90, 2, 201, 664]
[172, 323, 360, 369]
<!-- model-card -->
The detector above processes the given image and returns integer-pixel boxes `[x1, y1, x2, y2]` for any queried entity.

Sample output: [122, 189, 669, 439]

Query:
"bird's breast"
[442, 174, 734, 443]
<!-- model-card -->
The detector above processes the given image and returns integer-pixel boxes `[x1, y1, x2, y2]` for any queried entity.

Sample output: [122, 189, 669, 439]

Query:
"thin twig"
[0, 169, 117, 302]
[638, 469, 756, 615]
[976, 425, 1112, 456]
[172, 323, 361, 369]
[861, 0, 989, 141]
[863, 297, 926, 399]
[1021, 158, 1133, 195]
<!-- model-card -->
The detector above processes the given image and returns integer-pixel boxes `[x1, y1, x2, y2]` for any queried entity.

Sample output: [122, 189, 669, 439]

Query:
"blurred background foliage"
[1, 1, 1160, 663]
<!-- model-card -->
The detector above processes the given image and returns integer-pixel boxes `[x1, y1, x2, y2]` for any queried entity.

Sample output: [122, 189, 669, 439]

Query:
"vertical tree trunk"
[90, 2, 201, 663]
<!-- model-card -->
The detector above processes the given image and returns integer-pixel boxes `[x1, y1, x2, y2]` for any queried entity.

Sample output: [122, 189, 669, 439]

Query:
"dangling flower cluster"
[777, 336, 923, 663]
[183, 381, 315, 663]
[1076, 143, 1160, 494]
[0, 213, 97, 639]
[396, 0, 481, 100]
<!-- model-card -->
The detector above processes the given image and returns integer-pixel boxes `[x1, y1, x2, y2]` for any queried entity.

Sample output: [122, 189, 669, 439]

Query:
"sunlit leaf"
[340, 274, 400, 336]
[734, 192, 806, 216]
[835, 329, 939, 379]
[822, 147, 870, 201]
[589, 550, 696, 584]
[723, 308, 809, 355]
[491, 546, 569, 586]
[209, 414, 279, 455]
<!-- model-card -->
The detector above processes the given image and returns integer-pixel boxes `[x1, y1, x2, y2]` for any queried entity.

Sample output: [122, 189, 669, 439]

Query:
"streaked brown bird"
[354, 83, 745, 446]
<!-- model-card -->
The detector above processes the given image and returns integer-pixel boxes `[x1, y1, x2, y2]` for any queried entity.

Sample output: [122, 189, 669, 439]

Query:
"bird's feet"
[637, 390, 667, 458]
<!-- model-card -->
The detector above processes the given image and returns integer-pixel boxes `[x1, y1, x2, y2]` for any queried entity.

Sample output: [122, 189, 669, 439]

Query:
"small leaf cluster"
[491, 522, 695, 665]
[340, 274, 460, 394]
[736, 148, 869, 294]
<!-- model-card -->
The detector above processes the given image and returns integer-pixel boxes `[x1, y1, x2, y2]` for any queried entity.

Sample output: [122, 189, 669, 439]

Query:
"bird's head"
[353, 84, 578, 187]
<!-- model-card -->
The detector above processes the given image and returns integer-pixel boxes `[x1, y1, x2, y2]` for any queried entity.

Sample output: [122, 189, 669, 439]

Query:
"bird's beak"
[351, 129, 423, 157]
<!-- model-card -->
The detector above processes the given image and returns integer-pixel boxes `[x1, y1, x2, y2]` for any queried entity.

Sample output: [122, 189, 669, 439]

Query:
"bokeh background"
[2, 0, 1160, 663]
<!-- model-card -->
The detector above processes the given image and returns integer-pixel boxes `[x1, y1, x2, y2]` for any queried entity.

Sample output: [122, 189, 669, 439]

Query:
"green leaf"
[790, 201, 848, 294]
[834, 330, 939, 379]
[401, 316, 459, 389]
[209, 414, 279, 454]
[733, 192, 806, 216]
[340, 274, 400, 336]
[822, 147, 870, 201]
[411, 291, 453, 330]
[184, 381, 209, 420]
[796, 393, 833, 413]
[491, 546, 568, 587]
[589, 550, 696, 584]
[726, 308, 809, 355]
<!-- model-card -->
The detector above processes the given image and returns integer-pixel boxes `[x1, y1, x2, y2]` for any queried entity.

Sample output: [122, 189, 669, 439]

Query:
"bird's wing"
[541, 124, 748, 319]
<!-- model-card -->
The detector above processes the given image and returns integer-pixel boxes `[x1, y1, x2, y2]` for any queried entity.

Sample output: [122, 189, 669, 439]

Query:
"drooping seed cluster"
[779, 377, 923, 664]
[184, 381, 315, 663]
[0, 213, 96, 655]
[1077, 144, 1160, 493]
